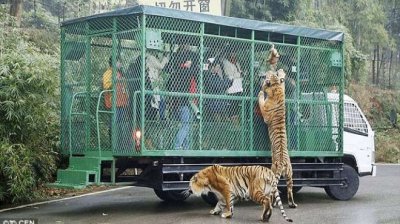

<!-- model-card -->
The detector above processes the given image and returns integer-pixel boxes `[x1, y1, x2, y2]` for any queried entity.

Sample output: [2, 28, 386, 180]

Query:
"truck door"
[343, 101, 375, 174]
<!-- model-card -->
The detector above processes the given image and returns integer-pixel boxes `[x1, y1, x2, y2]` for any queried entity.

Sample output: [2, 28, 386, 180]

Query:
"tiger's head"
[263, 69, 286, 93]
[189, 170, 211, 196]
[265, 69, 285, 86]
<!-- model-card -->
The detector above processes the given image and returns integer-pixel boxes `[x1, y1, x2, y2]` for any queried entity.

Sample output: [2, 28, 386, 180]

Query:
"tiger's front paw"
[210, 209, 221, 215]
[221, 211, 232, 219]
[258, 90, 263, 96]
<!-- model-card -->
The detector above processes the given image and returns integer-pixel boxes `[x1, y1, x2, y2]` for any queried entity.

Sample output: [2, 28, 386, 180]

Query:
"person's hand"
[163, 51, 170, 58]
[183, 60, 192, 68]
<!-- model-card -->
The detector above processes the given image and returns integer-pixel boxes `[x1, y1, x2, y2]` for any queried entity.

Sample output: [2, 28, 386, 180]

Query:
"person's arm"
[235, 62, 243, 76]
[148, 54, 168, 70]
[222, 60, 235, 80]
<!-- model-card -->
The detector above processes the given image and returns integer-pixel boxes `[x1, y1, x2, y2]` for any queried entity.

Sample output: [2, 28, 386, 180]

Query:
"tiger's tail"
[272, 172, 293, 222]
[274, 190, 293, 222]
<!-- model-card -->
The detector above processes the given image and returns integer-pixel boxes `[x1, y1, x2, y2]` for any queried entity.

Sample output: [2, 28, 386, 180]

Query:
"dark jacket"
[125, 56, 155, 120]
[204, 71, 232, 113]
[166, 49, 199, 107]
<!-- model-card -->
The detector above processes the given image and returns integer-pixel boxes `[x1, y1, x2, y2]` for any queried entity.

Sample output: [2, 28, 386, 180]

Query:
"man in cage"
[166, 45, 199, 150]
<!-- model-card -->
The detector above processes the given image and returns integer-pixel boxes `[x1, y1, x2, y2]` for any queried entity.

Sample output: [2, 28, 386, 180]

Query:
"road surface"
[0, 164, 399, 224]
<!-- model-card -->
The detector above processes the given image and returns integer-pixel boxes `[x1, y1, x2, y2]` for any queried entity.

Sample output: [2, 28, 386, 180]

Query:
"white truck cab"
[328, 93, 376, 177]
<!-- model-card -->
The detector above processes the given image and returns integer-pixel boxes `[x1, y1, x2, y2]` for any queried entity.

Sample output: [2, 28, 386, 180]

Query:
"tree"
[9, 0, 23, 27]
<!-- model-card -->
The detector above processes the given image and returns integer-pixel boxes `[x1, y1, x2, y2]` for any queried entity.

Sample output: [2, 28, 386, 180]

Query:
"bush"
[375, 129, 400, 163]
[0, 9, 60, 203]
[0, 142, 49, 202]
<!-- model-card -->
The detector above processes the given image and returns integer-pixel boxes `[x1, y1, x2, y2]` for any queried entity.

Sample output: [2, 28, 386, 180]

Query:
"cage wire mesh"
[60, 7, 343, 157]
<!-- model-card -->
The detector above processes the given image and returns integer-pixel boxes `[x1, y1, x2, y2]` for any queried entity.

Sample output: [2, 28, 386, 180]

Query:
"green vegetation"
[0, 7, 59, 203]
[0, 0, 399, 203]
[348, 84, 400, 163]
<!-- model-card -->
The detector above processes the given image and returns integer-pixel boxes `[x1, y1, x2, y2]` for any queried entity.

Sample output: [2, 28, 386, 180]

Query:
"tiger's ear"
[197, 174, 209, 186]
[264, 71, 274, 87]
[277, 69, 286, 79]
[203, 177, 210, 185]
[265, 70, 273, 80]
[277, 69, 286, 84]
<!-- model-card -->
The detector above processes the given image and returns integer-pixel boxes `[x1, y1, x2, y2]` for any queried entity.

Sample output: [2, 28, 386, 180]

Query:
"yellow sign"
[137, 0, 222, 16]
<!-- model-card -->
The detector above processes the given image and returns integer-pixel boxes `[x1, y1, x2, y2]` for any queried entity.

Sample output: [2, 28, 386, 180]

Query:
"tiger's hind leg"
[286, 170, 297, 208]
[252, 190, 272, 222]
[261, 197, 273, 222]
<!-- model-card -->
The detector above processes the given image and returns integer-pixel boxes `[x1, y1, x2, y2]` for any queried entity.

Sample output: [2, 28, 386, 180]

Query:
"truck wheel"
[324, 164, 359, 201]
[154, 189, 189, 202]
[201, 192, 218, 206]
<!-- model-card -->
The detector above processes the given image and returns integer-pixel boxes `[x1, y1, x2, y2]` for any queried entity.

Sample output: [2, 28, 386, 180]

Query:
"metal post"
[296, 36, 301, 151]
[140, 14, 146, 152]
[339, 36, 345, 152]
[250, 30, 255, 151]
[199, 22, 205, 151]
[111, 17, 118, 155]
[60, 27, 66, 157]
[85, 21, 92, 155]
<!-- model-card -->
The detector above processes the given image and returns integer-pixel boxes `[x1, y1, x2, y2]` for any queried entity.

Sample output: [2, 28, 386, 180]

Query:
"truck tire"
[154, 189, 189, 202]
[324, 164, 359, 201]
[201, 192, 218, 206]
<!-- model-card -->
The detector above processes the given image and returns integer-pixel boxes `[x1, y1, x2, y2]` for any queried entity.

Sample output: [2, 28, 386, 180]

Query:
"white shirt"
[146, 53, 169, 109]
[223, 59, 243, 94]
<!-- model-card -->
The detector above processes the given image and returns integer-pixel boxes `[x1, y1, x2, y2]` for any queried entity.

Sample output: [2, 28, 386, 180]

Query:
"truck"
[53, 5, 376, 203]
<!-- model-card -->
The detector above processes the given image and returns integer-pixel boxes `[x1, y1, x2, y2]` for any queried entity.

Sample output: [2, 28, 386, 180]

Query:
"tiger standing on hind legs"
[258, 44, 297, 208]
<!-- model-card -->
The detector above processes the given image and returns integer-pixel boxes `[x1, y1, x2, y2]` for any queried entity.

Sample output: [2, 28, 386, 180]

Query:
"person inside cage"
[125, 55, 156, 149]
[204, 58, 232, 122]
[222, 51, 243, 121]
[166, 44, 199, 150]
[102, 56, 131, 150]
[202, 58, 232, 150]
[146, 49, 170, 120]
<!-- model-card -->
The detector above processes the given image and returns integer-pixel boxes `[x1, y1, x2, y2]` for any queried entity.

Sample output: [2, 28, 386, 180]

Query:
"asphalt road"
[0, 164, 399, 224]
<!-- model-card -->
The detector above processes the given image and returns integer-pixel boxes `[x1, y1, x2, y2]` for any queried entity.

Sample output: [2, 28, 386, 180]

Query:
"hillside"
[348, 84, 400, 163]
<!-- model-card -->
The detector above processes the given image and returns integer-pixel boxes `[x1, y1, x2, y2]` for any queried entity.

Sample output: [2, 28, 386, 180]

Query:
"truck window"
[344, 102, 368, 135]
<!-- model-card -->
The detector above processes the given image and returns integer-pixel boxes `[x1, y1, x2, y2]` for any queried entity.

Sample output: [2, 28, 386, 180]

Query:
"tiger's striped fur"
[258, 69, 298, 208]
[188, 165, 293, 222]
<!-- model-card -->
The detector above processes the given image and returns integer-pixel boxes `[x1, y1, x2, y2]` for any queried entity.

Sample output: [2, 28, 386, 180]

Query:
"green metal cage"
[60, 5, 344, 159]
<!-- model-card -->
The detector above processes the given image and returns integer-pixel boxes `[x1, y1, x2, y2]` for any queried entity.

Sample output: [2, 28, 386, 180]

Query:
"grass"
[375, 128, 400, 163]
